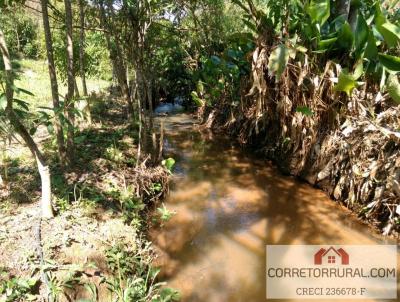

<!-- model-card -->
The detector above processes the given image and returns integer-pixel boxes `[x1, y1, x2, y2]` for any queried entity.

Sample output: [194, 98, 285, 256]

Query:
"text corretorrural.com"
[266, 245, 397, 300]
[267, 267, 396, 278]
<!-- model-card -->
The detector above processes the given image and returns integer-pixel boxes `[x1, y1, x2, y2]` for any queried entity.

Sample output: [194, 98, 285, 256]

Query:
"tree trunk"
[335, 0, 351, 19]
[64, 0, 75, 163]
[40, 0, 67, 167]
[99, 0, 133, 117]
[348, 3, 358, 32]
[79, 0, 88, 96]
[0, 29, 54, 218]
[8, 112, 53, 218]
[136, 90, 142, 168]
[74, 77, 80, 97]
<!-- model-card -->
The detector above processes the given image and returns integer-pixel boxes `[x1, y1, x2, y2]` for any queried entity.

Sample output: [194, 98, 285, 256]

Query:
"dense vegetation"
[0, 0, 399, 300]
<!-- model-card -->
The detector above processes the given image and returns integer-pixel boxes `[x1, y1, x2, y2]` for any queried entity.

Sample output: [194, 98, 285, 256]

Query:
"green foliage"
[0, 9, 39, 58]
[378, 22, 400, 48]
[267, 44, 291, 80]
[55, 196, 71, 212]
[122, 198, 145, 227]
[151, 182, 162, 193]
[0, 271, 38, 302]
[104, 244, 180, 302]
[334, 69, 360, 96]
[37, 261, 99, 301]
[378, 53, 400, 72]
[152, 288, 181, 302]
[0, 71, 40, 139]
[105, 245, 140, 278]
[46, 270, 82, 301]
[386, 75, 400, 103]
[148, 20, 193, 100]
[336, 22, 354, 50]
[105, 145, 125, 163]
[307, 0, 330, 26]
[157, 203, 175, 222]
[53, 29, 111, 82]
[355, 14, 369, 54]
[80, 283, 98, 302]
[83, 31, 112, 80]
[190, 34, 253, 107]
[191, 91, 205, 106]
[295, 106, 313, 116]
[161, 157, 175, 173]
[230, 0, 400, 102]
[104, 182, 145, 226]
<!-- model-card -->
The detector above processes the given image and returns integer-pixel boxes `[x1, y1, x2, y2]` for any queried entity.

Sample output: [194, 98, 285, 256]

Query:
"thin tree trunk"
[146, 76, 153, 113]
[0, 29, 54, 218]
[146, 76, 154, 133]
[99, 0, 133, 117]
[79, 0, 88, 96]
[335, 0, 351, 19]
[348, 4, 358, 31]
[158, 120, 164, 162]
[136, 89, 142, 168]
[64, 0, 75, 163]
[40, 0, 66, 167]
[74, 77, 80, 97]
[106, 0, 130, 100]
[15, 29, 20, 53]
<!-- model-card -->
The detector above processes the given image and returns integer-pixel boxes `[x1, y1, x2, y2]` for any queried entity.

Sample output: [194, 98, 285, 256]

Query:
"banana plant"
[190, 34, 253, 107]
[232, 0, 400, 102]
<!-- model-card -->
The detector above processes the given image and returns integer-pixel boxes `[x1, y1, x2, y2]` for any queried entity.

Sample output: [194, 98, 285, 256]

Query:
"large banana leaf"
[336, 22, 354, 50]
[267, 44, 291, 80]
[387, 75, 400, 104]
[334, 70, 358, 96]
[378, 53, 400, 73]
[364, 31, 378, 60]
[355, 14, 369, 56]
[377, 22, 400, 48]
[307, 0, 330, 26]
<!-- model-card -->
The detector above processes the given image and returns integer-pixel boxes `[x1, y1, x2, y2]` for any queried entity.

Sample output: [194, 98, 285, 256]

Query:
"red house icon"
[314, 247, 349, 265]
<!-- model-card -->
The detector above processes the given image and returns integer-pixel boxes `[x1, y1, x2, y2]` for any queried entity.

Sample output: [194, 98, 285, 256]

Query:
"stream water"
[152, 106, 398, 302]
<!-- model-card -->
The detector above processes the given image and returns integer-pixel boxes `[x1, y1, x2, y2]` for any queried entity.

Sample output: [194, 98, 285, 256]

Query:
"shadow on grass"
[1, 93, 162, 223]
[50, 95, 141, 215]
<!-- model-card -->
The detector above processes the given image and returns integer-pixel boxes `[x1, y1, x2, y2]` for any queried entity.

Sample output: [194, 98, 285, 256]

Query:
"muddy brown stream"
[151, 111, 398, 302]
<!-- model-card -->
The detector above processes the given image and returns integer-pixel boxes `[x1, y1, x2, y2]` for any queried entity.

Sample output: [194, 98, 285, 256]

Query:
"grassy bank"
[14, 59, 109, 108]
[0, 61, 179, 301]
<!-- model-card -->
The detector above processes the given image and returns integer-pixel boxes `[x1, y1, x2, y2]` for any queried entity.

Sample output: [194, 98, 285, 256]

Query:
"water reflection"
[150, 113, 398, 302]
